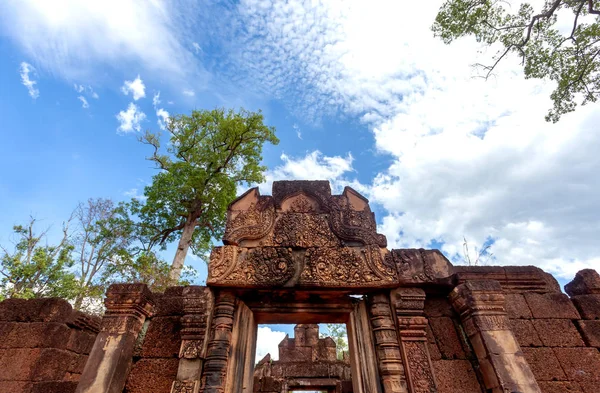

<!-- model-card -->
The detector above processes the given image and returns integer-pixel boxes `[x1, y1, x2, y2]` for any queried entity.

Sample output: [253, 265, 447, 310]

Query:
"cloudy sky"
[1, 0, 599, 358]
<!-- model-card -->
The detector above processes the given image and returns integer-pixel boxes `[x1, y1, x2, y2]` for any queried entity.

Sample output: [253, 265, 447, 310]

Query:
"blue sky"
[1, 0, 600, 358]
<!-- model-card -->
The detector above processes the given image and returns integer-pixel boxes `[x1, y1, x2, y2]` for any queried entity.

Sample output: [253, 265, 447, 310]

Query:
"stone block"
[0, 348, 41, 381]
[537, 381, 583, 393]
[426, 324, 442, 361]
[524, 293, 580, 319]
[0, 298, 73, 323]
[67, 355, 88, 374]
[522, 347, 567, 381]
[565, 269, 600, 296]
[66, 329, 96, 354]
[140, 316, 181, 358]
[428, 317, 466, 359]
[152, 293, 184, 317]
[432, 360, 482, 393]
[532, 320, 584, 347]
[553, 347, 600, 382]
[32, 348, 80, 381]
[124, 358, 179, 393]
[0, 381, 33, 393]
[510, 319, 542, 347]
[572, 295, 600, 320]
[504, 293, 532, 319]
[32, 381, 78, 393]
[576, 320, 600, 347]
[0, 322, 71, 349]
[424, 297, 455, 318]
[579, 381, 600, 393]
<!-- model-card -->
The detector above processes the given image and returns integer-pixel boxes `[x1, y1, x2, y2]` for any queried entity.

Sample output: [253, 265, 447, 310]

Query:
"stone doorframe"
[202, 289, 384, 393]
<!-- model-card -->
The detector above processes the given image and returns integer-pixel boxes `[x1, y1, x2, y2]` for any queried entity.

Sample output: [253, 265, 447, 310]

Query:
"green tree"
[320, 323, 349, 360]
[71, 198, 133, 310]
[433, 0, 600, 122]
[137, 108, 278, 280]
[0, 217, 79, 301]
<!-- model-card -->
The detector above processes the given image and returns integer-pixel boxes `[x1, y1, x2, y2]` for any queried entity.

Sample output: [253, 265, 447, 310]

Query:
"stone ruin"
[0, 180, 599, 393]
[253, 324, 352, 393]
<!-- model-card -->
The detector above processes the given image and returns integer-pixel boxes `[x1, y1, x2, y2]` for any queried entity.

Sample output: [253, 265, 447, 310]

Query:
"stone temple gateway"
[1, 180, 600, 393]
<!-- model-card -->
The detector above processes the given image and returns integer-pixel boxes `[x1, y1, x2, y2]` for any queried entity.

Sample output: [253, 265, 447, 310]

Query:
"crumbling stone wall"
[123, 287, 184, 393]
[0, 298, 99, 393]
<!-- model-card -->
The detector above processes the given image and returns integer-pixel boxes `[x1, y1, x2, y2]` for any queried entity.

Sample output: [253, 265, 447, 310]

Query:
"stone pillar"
[367, 293, 408, 393]
[348, 299, 381, 393]
[171, 287, 214, 393]
[450, 280, 541, 393]
[200, 292, 236, 393]
[76, 284, 154, 393]
[392, 288, 438, 393]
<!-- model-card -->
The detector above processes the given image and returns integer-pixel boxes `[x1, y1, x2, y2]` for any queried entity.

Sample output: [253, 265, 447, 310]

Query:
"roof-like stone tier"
[208, 181, 560, 292]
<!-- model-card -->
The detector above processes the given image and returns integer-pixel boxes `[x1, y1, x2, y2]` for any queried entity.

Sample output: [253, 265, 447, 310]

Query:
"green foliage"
[433, 0, 600, 122]
[136, 108, 278, 277]
[0, 218, 79, 301]
[320, 323, 349, 360]
[102, 251, 197, 293]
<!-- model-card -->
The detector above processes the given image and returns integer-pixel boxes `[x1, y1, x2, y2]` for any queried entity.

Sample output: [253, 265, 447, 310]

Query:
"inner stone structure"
[1, 180, 600, 393]
[253, 324, 352, 393]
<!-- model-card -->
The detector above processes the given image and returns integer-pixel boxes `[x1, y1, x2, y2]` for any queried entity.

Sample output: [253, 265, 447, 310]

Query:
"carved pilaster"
[171, 287, 214, 393]
[367, 293, 408, 393]
[450, 281, 541, 393]
[392, 288, 438, 393]
[200, 292, 237, 393]
[76, 284, 154, 393]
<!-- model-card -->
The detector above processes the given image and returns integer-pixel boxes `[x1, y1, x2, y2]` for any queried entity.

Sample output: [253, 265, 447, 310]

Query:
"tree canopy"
[433, 0, 600, 122]
[137, 108, 278, 280]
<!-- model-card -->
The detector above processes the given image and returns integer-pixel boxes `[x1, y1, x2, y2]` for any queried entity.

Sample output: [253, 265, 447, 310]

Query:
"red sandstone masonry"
[0, 298, 100, 393]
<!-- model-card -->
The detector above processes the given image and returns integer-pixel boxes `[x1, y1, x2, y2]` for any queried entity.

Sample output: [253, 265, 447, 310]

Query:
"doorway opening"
[253, 323, 353, 393]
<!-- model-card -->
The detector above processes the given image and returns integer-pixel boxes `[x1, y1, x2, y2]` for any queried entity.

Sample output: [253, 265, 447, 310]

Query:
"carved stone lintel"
[368, 293, 408, 393]
[171, 380, 199, 393]
[450, 281, 541, 393]
[392, 288, 438, 393]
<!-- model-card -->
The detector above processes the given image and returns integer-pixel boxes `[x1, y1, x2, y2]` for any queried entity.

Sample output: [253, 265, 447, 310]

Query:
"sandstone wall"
[0, 298, 99, 393]
[123, 287, 185, 393]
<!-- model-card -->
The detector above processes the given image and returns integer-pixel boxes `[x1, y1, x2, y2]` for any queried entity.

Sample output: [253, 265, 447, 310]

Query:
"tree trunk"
[170, 218, 196, 281]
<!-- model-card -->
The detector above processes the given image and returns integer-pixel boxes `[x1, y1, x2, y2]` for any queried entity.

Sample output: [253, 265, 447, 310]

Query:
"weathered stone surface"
[565, 269, 600, 296]
[505, 293, 533, 319]
[524, 293, 580, 319]
[553, 348, 600, 382]
[571, 295, 600, 320]
[428, 317, 466, 359]
[152, 293, 184, 317]
[532, 320, 585, 347]
[392, 248, 453, 284]
[0, 298, 73, 323]
[510, 319, 543, 347]
[424, 297, 455, 318]
[141, 316, 181, 358]
[0, 322, 71, 349]
[576, 320, 600, 347]
[522, 348, 567, 381]
[32, 381, 78, 393]
[432, 360, 482, 393]
[125, 358, 179, 393]
[0, 381, 33, 393]
[537, 381, 583, 393]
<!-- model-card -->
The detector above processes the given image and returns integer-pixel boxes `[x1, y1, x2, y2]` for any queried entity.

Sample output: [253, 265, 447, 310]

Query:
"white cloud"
[123, 188, 147, 202]
[19, 62, 39, 99]
[256, 327, 286, 361]
[259, 151, 355, 195]
[74, 84, 99, 99]
[156, 108, 169, 130]
[121, 75, 146, 100]
[293, 123, 302, 140]
[224, 0, 600, 280]
[192, 42, 202, 54]
[1, 0, 204, 83]
[152, 92, 161, 107]
[116, 103, 146, 133]
[182, 89, 195, 97]
[77, 95, 89, 108]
